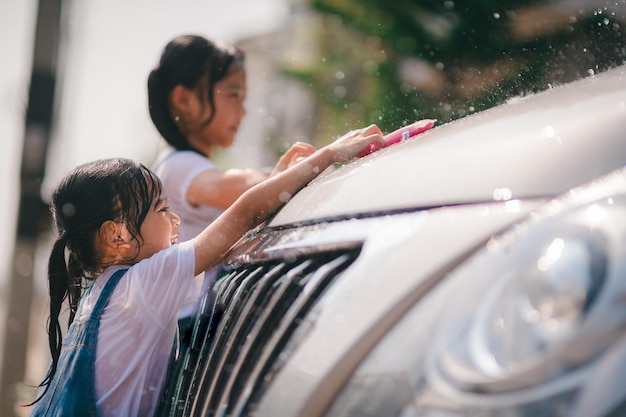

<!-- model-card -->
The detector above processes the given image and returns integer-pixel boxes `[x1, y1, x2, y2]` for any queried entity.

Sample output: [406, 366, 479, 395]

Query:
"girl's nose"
[172, 211, 181, 226]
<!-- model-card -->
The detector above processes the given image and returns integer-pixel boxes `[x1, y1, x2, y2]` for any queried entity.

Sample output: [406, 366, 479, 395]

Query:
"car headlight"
[436, 225, 610, 391]
[324, 171, 626, 417]
[427, 181, 626, 410]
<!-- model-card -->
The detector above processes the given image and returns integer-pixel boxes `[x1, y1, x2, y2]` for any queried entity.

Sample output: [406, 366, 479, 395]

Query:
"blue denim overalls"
[30, 269, 128, 417]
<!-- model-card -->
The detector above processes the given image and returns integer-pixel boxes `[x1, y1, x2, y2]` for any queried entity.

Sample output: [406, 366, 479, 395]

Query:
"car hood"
[269, 66, 626, 227]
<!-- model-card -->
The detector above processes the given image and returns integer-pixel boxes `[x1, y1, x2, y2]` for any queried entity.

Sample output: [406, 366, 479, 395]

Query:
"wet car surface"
[157, 64, 626, 417]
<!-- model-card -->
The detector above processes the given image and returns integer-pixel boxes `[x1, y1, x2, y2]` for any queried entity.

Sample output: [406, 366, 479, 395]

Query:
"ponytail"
[67, 253, 83, 324]
[35, 233, 72, 396]
[147, 69, 192, 151]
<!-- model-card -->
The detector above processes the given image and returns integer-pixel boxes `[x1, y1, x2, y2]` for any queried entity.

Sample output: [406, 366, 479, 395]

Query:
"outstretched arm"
[192, 124, 384, 274]
[186, 142, 315, 209]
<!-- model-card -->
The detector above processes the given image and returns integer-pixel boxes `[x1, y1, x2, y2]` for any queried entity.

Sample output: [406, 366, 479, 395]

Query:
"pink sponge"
[358, 119, 436, 157]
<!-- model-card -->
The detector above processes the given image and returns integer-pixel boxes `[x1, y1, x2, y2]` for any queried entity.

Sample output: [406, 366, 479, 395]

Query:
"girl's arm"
[187, 167, 268, 209]
[187, 142, 317, 209]
[192, 124, 384, 274]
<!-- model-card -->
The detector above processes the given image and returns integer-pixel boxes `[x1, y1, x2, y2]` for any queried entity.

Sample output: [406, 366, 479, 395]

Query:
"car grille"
[157, 245, 361, 417]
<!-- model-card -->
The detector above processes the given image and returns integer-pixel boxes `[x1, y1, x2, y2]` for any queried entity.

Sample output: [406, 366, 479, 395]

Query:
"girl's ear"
[169, 85, 199, 120]
[100, 221, 132, 249]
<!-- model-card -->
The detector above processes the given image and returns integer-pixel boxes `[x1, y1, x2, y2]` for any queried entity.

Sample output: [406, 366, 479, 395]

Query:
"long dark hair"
[147, 34, 245, 151]
[35, 158, 163, 400]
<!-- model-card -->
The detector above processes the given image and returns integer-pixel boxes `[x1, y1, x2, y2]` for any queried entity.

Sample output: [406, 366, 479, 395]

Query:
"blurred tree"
[284, 0, 626, 143]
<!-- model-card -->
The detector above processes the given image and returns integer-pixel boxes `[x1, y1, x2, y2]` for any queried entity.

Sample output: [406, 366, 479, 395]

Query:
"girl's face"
[187, 68, 247, 153]
[134, 195, 181, 261]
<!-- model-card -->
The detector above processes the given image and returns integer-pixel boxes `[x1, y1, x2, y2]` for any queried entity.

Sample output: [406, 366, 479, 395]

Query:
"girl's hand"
[326, 124, 385, 163]
[193, 123, 383, 274]
[271, 142, 317, 176]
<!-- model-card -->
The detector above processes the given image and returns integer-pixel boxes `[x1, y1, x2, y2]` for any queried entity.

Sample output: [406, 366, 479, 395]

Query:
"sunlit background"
[1, 0, 625, 415]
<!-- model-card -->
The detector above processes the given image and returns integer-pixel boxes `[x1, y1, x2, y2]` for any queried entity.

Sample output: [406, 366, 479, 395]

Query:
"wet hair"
[147, 34, 245, 151]
[35, 157, 163, 399]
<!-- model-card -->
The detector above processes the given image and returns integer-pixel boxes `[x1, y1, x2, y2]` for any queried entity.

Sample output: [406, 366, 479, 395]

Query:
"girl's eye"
[228, 89, 245, 99]
[159, 205, 170, 213]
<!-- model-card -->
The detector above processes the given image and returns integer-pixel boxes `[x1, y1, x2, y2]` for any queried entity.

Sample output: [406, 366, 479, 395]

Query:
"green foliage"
[288, 0, 626, 140]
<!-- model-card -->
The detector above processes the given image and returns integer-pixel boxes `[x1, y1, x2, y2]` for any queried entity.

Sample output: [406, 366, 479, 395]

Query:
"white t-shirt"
[77, 240, 195, 417]
[152, 149, 224, 242]
[152, 149, 224, 315]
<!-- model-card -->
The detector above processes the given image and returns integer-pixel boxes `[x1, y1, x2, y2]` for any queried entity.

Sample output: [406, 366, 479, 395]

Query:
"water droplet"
[333, 86, 347, 98]
[62, 203, 76, 217]
[279, 192, 292, 203]
[542, 125, 555, 138]
[493, 188, 513, 201]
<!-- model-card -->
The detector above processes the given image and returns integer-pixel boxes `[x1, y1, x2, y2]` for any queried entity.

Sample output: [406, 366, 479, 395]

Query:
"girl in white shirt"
[30, 125, 385, 416]
[148, 34, 317, 316]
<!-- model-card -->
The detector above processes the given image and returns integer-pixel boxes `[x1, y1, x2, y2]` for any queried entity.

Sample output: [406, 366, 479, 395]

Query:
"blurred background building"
[1, 0, 625, 415]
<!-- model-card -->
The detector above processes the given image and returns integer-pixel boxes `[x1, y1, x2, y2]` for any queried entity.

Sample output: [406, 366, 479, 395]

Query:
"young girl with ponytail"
[147, 35, 316, 319]
[29, 125, 386, 416]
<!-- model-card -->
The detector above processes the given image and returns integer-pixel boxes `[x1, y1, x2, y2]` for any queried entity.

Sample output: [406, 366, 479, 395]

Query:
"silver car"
[157, 64, 626, 417]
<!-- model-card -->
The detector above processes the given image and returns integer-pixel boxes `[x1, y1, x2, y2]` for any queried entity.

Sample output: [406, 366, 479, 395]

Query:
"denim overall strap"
[30, 269, 128, 417]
